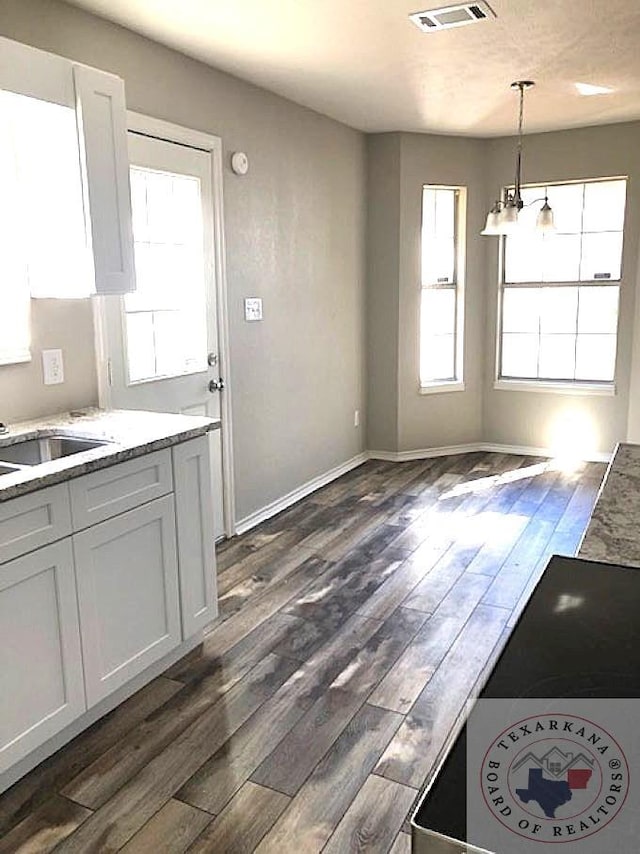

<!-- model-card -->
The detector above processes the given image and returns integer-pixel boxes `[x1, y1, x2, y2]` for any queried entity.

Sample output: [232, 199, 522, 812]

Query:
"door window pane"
[125, 313, 156, 383]
[124, 167, 208, 384]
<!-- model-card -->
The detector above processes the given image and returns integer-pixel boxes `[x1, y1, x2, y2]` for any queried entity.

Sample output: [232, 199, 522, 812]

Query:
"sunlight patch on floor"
[439, 462, 551, 500]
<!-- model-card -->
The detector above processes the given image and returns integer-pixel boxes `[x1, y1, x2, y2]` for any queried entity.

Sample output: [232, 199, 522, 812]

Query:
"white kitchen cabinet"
[0, 539, 85, 774]
[0, 35, 136, 296]
[73, 494, 182, 706]
[172, 436, 218, 636]
[0, 483, 72, 565]
[69, 448, 173, 531]
[73, 64, 136, 295]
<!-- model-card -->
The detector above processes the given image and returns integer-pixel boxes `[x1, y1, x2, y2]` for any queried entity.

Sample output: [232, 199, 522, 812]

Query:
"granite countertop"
[578, 441, 640, 568]
[0, 408, 220, 503]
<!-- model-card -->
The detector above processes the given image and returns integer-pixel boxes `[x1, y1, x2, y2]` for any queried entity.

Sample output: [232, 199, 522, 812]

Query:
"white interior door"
[101, 130, 228, 539]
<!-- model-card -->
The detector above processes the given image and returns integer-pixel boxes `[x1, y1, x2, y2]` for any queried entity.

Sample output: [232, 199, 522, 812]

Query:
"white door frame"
[93, 111, 236, 537]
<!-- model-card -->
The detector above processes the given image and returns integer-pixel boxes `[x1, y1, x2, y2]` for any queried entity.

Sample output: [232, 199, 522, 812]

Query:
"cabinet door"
[172, 436, 218, 637]
[73, 63, 136, 295]
[0, 540, 85, 774]
[73, 495, 181, 706]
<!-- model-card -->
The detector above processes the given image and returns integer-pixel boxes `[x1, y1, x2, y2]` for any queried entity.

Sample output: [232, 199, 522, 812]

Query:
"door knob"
[209, 378, 225, 392]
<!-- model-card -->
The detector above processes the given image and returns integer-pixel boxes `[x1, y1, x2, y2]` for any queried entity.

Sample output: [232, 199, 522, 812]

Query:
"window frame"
[495, 176, 626, 394]
[419, 184, 466, 394]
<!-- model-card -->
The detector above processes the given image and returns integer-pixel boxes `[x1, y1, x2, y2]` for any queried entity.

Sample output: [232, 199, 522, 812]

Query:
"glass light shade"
[481, 201, 504, 236]
[536, 200, 556, 233]
[496, 201, 520, 235]
[481, 209, 502, 235]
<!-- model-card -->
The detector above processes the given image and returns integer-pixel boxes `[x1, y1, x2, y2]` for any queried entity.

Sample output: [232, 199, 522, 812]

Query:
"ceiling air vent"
[410, 1, 496, 32]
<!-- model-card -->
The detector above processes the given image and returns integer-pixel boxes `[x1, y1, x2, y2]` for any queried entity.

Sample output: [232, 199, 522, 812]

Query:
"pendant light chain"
[514, 83, 525, 207]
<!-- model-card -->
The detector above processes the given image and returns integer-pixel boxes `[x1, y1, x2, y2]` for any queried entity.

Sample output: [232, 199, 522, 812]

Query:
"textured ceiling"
[65, 0, 640, 136]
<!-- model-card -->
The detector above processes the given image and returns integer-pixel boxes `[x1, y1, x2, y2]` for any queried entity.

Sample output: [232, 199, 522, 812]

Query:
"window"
[420, 186, 465, 389]
[123, 166, 208, 383]
[0, 88, 91, 365]
[499, 178, 626, 386]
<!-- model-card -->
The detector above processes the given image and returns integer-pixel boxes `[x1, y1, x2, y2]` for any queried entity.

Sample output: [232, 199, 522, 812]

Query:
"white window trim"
[494, 379, 616, 396]
[419, 185, 466, 392]
[420, 380, 466, 395]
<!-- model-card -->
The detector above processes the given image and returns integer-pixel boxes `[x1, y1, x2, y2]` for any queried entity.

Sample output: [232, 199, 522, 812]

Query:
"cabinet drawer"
[0, 484, 72, 564]
[69, 449, 173, 529]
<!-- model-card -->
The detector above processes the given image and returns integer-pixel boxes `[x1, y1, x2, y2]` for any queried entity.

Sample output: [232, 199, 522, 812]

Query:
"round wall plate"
[231, 151, 249, 175]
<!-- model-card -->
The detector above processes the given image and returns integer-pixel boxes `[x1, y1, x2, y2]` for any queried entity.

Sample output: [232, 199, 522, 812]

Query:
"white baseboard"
[235, 452, 368, 535]
[233, 442, 611, 537]
[368, 443, 612, 464]
[368, 443, 485, 462]
[479, 443, 612, 464]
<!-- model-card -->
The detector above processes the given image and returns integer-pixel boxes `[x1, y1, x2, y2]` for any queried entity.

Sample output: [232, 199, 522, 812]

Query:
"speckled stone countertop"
[0, 408, 220, 503]
[578, 442, 640, 568]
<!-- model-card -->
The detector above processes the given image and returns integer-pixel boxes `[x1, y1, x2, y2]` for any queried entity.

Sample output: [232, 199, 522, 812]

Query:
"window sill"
[420, 381, 465, 395]
[494, 379, 616, 397]
[0, 351, 31, 367]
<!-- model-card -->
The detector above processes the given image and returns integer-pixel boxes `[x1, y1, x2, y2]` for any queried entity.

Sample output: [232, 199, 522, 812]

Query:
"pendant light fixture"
[481, 81, 556, 236]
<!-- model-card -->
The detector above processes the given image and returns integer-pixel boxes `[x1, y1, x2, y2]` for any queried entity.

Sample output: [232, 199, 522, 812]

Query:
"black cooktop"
[413, 554, 640, 841]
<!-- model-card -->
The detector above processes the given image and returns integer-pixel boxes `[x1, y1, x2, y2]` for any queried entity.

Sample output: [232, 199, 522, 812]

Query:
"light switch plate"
[42, 349, 64, 385]
[244, 297, 263, 321]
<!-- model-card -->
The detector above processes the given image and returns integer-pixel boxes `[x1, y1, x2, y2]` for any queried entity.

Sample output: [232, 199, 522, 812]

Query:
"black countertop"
[413, 555, 640, 841]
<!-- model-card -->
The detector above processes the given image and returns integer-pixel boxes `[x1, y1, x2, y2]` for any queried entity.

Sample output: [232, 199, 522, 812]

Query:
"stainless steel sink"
[0, 435, 109, 466]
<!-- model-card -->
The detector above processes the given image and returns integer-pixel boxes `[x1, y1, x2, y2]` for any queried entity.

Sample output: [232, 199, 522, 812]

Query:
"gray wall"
[365, 134, 401, 451]
[483, 122, 640, 455]
[397, 133, 487, 452]
[365, 132, 487, 452]
[0, 300, 97, 423]
[0, 0, 367, 521]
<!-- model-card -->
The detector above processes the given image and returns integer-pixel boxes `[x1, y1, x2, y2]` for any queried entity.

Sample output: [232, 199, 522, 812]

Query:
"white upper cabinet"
[73, 65, 136, 294]
[0, 36, 136, 296]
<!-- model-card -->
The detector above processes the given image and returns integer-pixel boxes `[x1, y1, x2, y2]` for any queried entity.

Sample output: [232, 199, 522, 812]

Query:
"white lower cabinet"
[0, 539, 86, 774]
[73, 494, 182, 707]
[0, 435, 218, 787]
[172, 436, 218, 636]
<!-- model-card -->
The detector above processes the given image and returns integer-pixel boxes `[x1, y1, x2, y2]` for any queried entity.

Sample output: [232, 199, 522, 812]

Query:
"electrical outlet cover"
[42, 349, 64, 385]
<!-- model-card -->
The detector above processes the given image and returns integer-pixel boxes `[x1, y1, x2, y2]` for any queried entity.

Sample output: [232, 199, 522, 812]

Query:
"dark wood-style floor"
[0, 452, 605, 853]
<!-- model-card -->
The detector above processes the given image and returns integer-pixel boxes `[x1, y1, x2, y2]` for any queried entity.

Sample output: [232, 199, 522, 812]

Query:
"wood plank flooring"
[0, 452, 605, 853]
